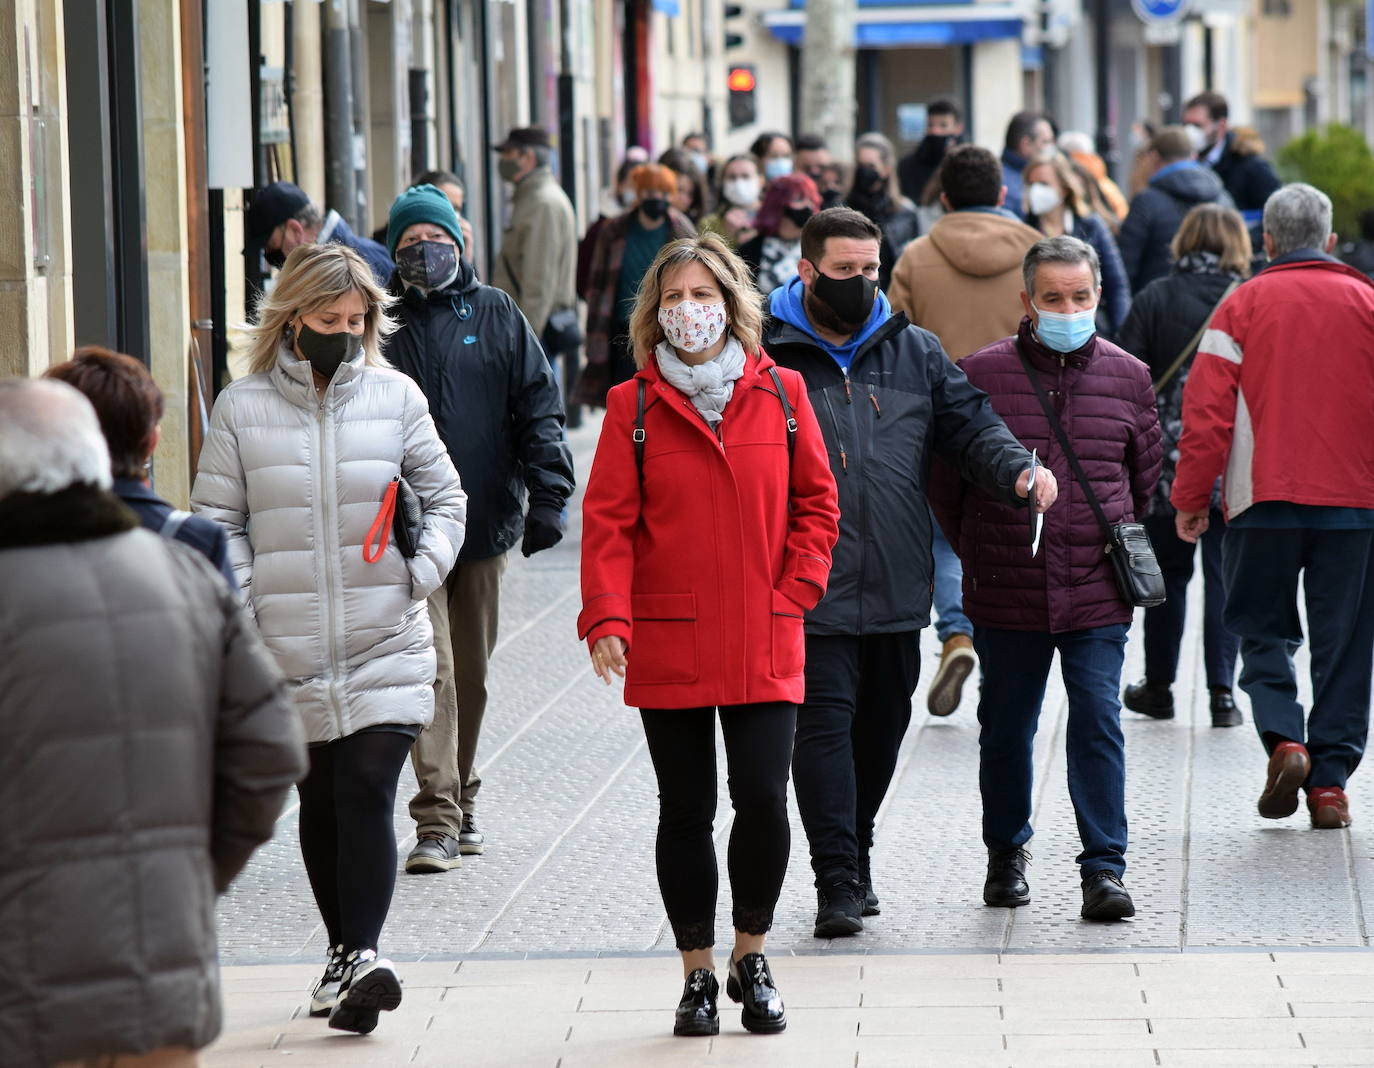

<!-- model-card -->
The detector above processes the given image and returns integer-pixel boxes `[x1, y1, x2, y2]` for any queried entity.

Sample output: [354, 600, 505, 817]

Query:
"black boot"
[673, 968, 719, 1037]
[1210, 687, 1242, 728]
[858, 851, 880, 916]
[813, 870, 864, 938]
[1123, 679, 1174, 720]
[983, 847, 1032, 907]
[726, 953, 787, 1034]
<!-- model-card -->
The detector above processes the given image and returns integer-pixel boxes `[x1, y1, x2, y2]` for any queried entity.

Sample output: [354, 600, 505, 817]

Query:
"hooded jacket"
[387, 258, 574, 560]
[192, 348, 467, 744]
[578, 348, 839, 709]
[1172, 254, 1374, 519]
[929, 319, 1162, 633]
[1118, 162, 1231, 293]
[0, 489, 304, 1068]
[765, 278, 1031, 635]
[887, 208, 1043, 361]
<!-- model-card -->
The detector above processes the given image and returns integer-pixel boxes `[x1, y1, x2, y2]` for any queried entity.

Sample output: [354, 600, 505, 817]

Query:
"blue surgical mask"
[764, 157, 793, 181]
[1033, 305, 1097, 353]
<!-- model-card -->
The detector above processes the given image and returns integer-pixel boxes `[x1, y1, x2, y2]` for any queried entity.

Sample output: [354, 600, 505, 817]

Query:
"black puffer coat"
[388, 260, 575, 560]
[1117, 260, 1241, 516]
[1117, 164, 1231, 293]
[763, 312, 1030, 635]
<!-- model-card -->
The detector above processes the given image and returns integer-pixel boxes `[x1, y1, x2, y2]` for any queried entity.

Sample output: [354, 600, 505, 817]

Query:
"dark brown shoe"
[1257, 741, 1310, 819]
[1307, 787, 1352, 829]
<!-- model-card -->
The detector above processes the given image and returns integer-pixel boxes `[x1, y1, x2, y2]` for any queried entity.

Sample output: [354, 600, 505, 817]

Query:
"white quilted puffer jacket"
[192, 347, 466, 743]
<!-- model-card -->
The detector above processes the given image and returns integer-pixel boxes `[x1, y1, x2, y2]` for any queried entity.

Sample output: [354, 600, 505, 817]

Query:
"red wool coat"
[578, 349, 840, 709]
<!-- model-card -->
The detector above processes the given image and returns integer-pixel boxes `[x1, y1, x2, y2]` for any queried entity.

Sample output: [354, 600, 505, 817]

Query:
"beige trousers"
[54, 1049, 201, 1068]
[409, 553, 506, 836]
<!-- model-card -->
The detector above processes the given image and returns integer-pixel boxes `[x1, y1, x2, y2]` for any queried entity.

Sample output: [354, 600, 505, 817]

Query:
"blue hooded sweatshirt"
[768, 275, 892, 375]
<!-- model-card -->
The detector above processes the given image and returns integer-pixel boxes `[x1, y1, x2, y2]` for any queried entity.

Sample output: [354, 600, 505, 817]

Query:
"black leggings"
[297, 729, 413, 954]
[639, 702, 797, 951]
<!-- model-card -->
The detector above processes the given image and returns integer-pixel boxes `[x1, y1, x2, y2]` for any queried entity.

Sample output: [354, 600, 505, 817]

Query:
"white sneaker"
[328, 949, 403, 1034]
[308, 944, 347, 1017]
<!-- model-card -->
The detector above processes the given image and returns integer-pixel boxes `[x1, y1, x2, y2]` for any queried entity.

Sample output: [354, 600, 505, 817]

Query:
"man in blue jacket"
[764, 208, 1056, 937]
[383, 184, 575, 875]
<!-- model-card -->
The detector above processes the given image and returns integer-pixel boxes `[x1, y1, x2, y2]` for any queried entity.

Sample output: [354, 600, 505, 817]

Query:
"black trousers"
[297, 729, 413, 954]
[640, 702, 796, 951]
[1142, 511, 1239, 688]
[792, 631, 922, 884]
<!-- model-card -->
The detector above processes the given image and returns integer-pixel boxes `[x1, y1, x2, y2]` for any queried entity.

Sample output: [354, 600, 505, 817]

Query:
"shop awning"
[762, 0, 1029, 48]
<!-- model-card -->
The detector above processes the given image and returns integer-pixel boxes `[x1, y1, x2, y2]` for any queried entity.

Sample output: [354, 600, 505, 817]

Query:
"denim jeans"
[1142, 510, 1238, 689]
[930, 509, 972, 643]
[973, 624, 1130, 879]
[1222, 527, 1374, 788]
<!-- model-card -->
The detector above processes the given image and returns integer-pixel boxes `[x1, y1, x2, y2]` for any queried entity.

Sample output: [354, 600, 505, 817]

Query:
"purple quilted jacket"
[929, 318, 1162, 634]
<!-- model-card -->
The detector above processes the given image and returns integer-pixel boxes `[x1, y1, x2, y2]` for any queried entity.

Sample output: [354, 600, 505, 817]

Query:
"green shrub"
[1277, 124, 1374, 240]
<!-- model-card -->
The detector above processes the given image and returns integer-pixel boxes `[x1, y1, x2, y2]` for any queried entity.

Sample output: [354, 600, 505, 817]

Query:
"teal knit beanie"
[386, 184, 464, 258]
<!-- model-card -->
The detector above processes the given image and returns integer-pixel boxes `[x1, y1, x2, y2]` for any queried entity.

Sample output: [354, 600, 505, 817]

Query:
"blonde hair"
[855, 131, 904, 204]
[1025, 150, 1089, 219]
[246, 242, 396, 376]
[627, 234, 765, 368]
[1170, 203, 1253, 277]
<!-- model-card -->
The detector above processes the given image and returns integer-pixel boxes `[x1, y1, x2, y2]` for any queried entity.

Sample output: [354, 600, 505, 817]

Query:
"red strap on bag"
[363, 476, 400, 563]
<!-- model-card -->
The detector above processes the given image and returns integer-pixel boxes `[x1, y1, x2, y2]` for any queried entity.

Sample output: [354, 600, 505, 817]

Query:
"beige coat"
[887, 210, 1042, 362]
[492, 166, 577, 336]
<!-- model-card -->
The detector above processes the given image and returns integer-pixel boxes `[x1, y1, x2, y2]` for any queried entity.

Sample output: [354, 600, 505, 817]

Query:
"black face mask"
[639, 197, 669, 221]
[295, 322, 363, 382]
[854, 164, 885, 192]
[919, 133, 954, 158]
[783, 205, 814, 229]
[396, 240, 459, 291]
[807, 264, 877, 332]
[264, 246, 287, 270]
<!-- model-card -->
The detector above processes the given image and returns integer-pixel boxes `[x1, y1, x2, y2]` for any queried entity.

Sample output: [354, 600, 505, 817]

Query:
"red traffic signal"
[728, 67, 756, 93]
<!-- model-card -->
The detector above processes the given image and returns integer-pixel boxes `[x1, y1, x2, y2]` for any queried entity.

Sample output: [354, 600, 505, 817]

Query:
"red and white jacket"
[1171, 257, 1374, 519]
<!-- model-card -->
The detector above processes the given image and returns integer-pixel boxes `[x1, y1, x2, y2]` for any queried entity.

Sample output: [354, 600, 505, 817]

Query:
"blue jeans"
[973, 624, 1130, 879]
[1222, 527, 1374, 789]
[930, 509, 972, 642]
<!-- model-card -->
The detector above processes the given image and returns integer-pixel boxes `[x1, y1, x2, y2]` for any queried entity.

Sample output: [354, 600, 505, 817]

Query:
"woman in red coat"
[579, 234, 839, 1038]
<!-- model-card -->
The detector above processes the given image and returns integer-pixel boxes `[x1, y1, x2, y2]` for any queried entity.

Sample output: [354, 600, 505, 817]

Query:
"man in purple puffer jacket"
[930, 236, 1162, 922]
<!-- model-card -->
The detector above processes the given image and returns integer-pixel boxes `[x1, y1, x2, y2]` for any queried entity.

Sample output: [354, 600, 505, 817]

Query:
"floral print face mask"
[657, 299, 728, 354]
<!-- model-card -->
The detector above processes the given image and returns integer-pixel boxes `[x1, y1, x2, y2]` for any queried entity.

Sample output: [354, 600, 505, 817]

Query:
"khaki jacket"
[492, 166, 577, 335]
[887, 209, 1042, 362]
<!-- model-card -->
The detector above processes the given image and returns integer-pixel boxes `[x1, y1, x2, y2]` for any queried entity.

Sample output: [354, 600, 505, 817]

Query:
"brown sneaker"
[1307, 787, 1352, 829]
[927, 635, 976, 717]
[1257, 741, 1310, 819]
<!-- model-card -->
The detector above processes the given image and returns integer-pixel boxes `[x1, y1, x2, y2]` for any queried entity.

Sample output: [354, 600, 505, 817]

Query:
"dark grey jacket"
[763, 313, 1030, 635]
[0, 499, 304, 1068]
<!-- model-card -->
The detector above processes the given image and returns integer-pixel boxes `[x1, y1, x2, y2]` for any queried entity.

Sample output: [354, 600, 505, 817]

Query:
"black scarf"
[0, 483, 139, 550]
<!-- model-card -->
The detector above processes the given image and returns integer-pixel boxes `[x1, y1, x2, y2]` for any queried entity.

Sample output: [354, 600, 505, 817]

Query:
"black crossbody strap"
[634, 379, 647, 483]
[765, 366, 797, 469]
[1014, 338, 1113, 541]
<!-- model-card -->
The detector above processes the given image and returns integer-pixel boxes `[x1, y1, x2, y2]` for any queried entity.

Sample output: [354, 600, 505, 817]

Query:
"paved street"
[209, 411, 1374, 1065]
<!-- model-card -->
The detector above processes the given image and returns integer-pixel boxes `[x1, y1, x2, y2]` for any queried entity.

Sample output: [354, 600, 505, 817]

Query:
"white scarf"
[654, 336, 747, 428]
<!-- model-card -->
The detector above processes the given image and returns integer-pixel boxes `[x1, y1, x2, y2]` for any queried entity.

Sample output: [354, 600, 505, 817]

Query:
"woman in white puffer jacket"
[192, 242, 465, 1036]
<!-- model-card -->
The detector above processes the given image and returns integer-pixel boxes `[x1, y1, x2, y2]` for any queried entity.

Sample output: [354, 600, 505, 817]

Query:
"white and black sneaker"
[308, 944, 347, 1017]
[327, 949, 403, 1034]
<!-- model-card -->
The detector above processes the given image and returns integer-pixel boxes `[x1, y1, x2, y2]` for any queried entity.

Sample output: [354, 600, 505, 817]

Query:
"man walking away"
[765, 208, 1055, 938]
[1000, 112, 1055, 221]
[0, 379, 304, 1068]
[1173, 183, 1374, 831]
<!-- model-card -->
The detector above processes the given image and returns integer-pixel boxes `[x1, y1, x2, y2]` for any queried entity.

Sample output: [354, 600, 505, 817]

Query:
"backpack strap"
[633, 379, 648, 484]
[159, 509, 192, 540]
[765, 366, 797, 471]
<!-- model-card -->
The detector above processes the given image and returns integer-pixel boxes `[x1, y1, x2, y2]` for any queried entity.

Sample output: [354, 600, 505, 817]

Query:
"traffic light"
[724, 3, 745, 51]
[728, 64, 756, 129]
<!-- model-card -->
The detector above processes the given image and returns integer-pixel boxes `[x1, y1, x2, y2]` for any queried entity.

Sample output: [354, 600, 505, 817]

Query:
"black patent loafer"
[1210, 687, 1242, 728]
[673, 968, 719, 1037]
[1123, 679, 1175, 719]
[726, 953, 787, 1034]
[984, 847, 1032, 907]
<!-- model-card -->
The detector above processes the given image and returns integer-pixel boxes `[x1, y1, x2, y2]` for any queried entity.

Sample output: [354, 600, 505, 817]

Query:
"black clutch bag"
[363, 475, 423, 562]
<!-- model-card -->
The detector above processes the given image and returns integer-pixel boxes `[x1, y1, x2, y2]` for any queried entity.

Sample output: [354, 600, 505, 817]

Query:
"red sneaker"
[1307, 787, 1352, 829]
[1257, 741, 1310, 819]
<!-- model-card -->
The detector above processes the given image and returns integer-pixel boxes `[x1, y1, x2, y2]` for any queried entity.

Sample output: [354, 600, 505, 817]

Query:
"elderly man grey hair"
[1022, 235, 1102, 296]
[0, 378, 112, 499]
[1263, 183, 1336, 260]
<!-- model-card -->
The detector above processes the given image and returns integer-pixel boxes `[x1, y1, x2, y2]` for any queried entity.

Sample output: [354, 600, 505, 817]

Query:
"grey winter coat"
[0, 493, 304, 1068]
[192, 348, 466, 744]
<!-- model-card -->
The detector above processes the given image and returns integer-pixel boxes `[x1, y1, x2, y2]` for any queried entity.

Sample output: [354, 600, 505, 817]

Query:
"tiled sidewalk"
[207, 950, 1374, 1067]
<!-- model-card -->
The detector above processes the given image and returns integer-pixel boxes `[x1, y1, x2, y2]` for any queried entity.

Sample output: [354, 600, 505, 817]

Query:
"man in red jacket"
[930, 236, 1162, 922]
[1173, 183, 1374, 831]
